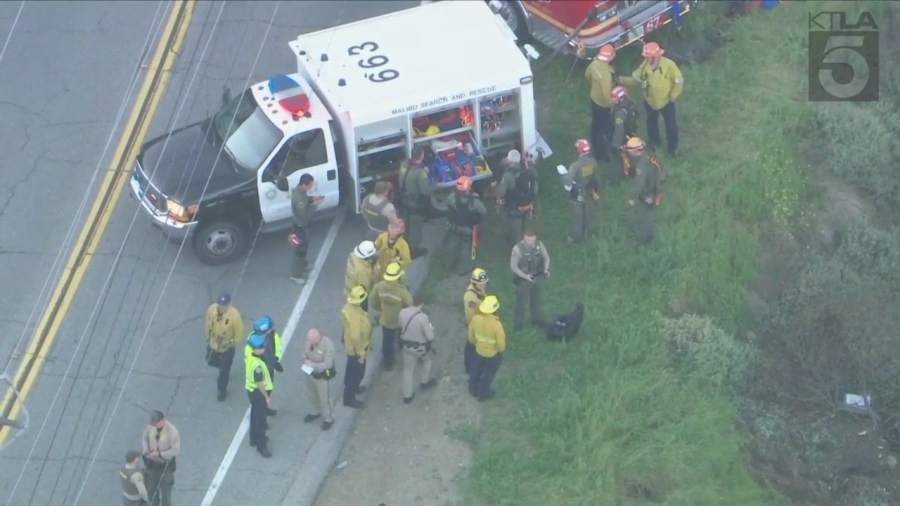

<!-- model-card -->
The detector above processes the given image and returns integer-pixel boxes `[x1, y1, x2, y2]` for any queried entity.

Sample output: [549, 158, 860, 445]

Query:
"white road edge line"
[200, 209, 346, 506]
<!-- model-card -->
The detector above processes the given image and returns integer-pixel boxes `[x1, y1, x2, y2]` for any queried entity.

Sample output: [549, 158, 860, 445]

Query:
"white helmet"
[354, 240, 376, 259]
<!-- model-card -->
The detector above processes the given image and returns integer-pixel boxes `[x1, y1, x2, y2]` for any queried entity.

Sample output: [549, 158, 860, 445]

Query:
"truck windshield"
[213, 90, 283, 172]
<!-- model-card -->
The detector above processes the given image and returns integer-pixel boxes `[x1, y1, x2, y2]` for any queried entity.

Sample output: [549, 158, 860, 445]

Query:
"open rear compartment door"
[476, 85, 552, 176]
[352, 116, 409, 210]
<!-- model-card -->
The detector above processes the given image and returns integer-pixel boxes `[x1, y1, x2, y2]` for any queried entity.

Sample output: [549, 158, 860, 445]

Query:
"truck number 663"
[347, 42, 399, 83]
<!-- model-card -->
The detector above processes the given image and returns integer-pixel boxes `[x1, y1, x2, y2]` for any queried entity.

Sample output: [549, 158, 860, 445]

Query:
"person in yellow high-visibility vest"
[245, 333, 273, 458]
[467, 295, 506, 401]
[618, 42, 684, 157]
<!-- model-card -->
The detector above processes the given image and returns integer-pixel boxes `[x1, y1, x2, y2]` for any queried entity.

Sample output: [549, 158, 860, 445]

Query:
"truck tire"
[489, 1, 530, 42]
[192, 217, 249, 266]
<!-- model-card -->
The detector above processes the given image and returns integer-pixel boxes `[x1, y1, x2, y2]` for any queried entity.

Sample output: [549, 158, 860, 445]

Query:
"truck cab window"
[269, 128, 328, 179]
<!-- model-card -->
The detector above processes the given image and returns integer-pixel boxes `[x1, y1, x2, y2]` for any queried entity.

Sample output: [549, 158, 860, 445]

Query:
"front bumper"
[128, 162, 198, 242]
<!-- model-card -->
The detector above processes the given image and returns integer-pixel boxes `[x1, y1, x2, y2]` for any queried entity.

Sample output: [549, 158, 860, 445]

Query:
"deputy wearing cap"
[370, 262, 413, 371]
[342, 285, 372, 408]
[205, 291, 244, 401]
[345, 240, 377, 312]
[245, 333, 273, 457]
[467, 295, 506, 402]
[462, 268, 489, 375]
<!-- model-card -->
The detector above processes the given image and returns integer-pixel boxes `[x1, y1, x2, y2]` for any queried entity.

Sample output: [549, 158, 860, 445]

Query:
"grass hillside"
[424, 1, 898, 505]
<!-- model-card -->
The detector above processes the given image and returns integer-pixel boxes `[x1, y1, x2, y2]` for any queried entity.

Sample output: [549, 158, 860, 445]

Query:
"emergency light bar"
[268, 74, 312, 118]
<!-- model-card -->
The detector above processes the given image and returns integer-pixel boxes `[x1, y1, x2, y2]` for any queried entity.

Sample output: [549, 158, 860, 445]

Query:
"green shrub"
[814, 101, 900, 208]
[760, 222, 900, 409]
[660, 312, 757, 390]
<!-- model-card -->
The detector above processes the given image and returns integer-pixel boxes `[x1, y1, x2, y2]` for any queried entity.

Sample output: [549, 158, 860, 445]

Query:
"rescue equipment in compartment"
[482, 114, 503, 133]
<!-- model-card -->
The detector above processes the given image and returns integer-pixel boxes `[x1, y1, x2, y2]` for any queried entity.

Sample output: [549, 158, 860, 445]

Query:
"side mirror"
[221, 86, 232, 107]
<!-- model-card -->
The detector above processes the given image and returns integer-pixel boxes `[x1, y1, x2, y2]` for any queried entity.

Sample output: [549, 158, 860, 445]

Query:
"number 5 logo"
[808, 31, 879, 102]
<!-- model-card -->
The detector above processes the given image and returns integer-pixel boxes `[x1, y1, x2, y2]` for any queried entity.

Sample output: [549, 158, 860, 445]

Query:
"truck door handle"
[327, 169, 336, 181]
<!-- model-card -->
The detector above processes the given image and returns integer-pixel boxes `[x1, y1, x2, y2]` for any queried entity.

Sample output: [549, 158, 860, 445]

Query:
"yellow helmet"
[625, 136, 645, 153]
[471, 267, 488, 283]
[347, 285, 368, 304]
[479, 295, 500, 315]
[383, 262, 403, 281]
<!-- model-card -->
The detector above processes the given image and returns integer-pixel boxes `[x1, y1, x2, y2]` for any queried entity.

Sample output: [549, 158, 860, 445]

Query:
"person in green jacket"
[369, 262, 413, 371]
[608, 85, 639, 186]
[624, 136, 666, 244]
[398, 145, 432, 258]
[563, 139, 601, 244]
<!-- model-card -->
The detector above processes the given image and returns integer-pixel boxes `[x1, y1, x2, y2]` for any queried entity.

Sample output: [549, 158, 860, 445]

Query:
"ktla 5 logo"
[808, 11, 879, 102]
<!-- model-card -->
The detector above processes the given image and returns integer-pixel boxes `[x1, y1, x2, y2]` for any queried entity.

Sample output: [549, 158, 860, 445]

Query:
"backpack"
[508, 169, 536, 208]
[546, 303, 584, 342]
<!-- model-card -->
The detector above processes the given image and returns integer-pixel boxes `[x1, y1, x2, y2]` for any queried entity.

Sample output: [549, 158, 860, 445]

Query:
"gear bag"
[546, 303, 584, 342]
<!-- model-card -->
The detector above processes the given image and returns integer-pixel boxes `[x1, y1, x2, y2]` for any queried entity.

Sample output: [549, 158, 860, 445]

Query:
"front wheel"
[192, 218, 249, 266]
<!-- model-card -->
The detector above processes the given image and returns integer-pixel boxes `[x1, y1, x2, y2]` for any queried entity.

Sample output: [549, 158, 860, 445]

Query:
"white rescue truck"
[129, 1, 551, 265]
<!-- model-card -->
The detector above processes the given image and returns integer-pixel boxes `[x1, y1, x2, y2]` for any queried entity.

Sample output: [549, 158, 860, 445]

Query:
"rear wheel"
[192, 218, 249, 266]
[488, 1, 530, 42]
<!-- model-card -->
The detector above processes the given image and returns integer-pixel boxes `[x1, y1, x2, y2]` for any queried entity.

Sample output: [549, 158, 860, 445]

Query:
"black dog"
[546, 303, 584, 342]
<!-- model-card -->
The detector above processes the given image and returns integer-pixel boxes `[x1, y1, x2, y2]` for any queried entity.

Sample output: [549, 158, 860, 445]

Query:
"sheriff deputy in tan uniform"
[302, 328, 336, 431]
[141, 411, 180, 506]
[345, 240, 377, 312]
[463, 268, 488, 375]
[205, 291, 244, 402]
[398, 294, 436, 404]
[370, 262, 413, 371]
[120, 450, 149, 506]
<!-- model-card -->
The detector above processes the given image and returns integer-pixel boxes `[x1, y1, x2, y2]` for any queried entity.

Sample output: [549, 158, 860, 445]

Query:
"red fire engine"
[488, 1, 701, 57]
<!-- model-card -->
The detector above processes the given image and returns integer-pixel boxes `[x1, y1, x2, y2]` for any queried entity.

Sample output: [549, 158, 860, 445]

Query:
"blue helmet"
[247, 333, 265, 349]
[253, 316, 274, 334]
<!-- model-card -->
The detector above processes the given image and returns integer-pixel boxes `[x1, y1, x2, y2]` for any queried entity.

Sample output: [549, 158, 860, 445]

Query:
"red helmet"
[610, 86, 628, 103]
[456, 175, 472, 192]
[575, 139, 591, 155]
[596, 44, 616, 63]
[642, 42, 664, 58]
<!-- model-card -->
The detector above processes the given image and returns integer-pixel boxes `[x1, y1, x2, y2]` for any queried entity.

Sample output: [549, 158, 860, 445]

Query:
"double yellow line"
[0, 0, 196, 445]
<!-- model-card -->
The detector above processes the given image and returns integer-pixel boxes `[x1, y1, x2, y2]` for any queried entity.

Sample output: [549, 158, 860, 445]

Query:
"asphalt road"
[0, 1, 426, 505]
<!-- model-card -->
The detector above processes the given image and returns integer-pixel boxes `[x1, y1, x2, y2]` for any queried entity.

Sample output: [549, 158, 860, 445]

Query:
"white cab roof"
[289, 1, 532, 127]
[250, 74, 333, 137]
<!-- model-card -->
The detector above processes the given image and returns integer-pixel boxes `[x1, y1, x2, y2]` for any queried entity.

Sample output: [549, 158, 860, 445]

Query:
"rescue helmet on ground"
[610, 85, 628, 103]
[642, 42, 664, 58]
[471, 267, 488, 283]
[455, 175, 472, 193]
[625, 136, 645, 153]
[383, 262, 403, 281]
[596, 44, 616, 62]
[354, 240, 376, 259]
[247, 333, 266, 349]
[479, 295, 500, 315]
[575, 139, 591, 155]
[253, 316, 274, 334]
[347, 285, 368, 304]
